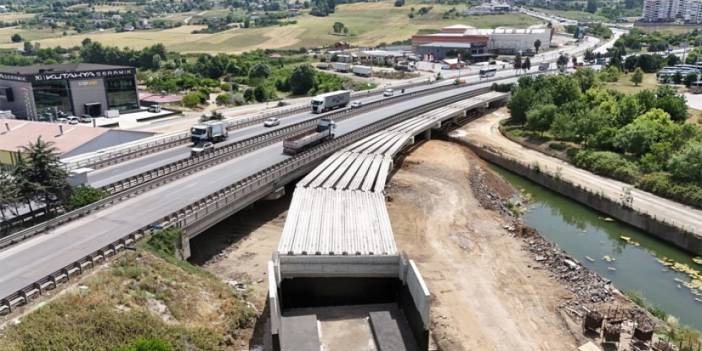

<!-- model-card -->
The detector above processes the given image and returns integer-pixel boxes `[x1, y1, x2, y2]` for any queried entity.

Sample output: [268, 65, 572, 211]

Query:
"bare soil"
[386, 140, 579, 351]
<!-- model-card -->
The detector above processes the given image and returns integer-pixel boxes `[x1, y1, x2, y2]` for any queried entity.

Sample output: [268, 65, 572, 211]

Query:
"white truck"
[310, 90, 350, 114]
[333, 62, 351, 72]
[283, 118, 336, 155]
[191, 121, 228, 144]
[352, 65, 372, 77]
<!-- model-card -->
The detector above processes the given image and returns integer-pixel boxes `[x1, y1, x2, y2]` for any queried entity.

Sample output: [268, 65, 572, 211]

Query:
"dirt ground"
[387, 140, 579, 351]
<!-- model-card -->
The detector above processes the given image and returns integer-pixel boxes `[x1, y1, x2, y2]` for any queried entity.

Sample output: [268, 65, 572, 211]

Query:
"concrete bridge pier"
[265, 187, 286, 200]
[180, 230, 192, 260]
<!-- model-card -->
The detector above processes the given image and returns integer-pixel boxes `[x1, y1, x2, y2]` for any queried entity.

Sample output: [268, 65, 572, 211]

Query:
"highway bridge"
[0, 74, 525, 314]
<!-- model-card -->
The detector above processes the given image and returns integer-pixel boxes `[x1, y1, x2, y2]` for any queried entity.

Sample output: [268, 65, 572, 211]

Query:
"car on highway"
[350, 101, 362, 108]
[383, 88, 394, 97]
[190, 142, 214, 156]
[264, 117, 280, 127]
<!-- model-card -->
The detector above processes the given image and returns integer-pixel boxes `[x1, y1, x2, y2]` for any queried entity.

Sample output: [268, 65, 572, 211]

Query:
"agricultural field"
[0, 0, 542, 53]
[0, 12, 36, 21]
[0, 26, 73, 44]
[66, 2, 145, 12]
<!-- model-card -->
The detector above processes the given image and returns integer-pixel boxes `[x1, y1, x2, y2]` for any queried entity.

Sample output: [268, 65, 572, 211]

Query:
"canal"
[491, 165, 702, 330]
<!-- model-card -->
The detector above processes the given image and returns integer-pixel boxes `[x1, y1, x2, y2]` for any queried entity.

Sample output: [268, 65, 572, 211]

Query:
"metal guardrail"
[0, 81, 457, 252]
[0, 86, 493, 315]
[61, 80, 434, 171]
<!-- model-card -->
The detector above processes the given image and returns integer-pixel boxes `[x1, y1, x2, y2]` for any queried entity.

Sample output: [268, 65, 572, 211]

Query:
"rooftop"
[419, 42, 473, 48]
[0, 118, 109, 154]
[0, 63, 132, 76]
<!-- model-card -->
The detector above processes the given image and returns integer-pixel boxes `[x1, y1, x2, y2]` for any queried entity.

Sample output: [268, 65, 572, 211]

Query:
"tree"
[0, 170, 19, 226]
[394, 0, 405, 6]
[586, 0, 598, 13]
[666, 53, 680, 66]
[513, 55, 522, 72]
[526, 104, 557, 135]
[243, 88, 254, 101]
[332, 21, 345, 33]
[11, 33, 23, 43]
[669, 142, 702, 182]
[631, 68, 643, 86]
[182, 93, 202, 108]
[684, 72, 698, 87]
[614, 108, 678, 157]
[248, 63, 271, 79]
[672, 71, 683, 84]
[14, 137, 69, 216]
[507, 85, 536, 124]
[289, 64, 316, 95]
[533, 39, 541, 54]
[253, 86, 268, 102]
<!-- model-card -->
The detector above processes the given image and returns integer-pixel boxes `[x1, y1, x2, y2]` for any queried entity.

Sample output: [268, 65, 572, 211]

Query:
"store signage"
[32, 68, 136, 82]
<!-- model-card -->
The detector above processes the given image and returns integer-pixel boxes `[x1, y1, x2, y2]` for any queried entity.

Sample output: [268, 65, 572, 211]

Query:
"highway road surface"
[86, 81, 452, 187]
[461, 112, 702, 244]
[0, 80, 514, 300]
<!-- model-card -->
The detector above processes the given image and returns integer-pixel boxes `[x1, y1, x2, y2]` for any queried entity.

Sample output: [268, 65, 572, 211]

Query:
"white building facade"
[642, 0, 702, 23]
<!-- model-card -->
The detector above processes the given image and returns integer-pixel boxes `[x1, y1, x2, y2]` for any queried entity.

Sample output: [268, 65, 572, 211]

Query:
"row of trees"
[0, 138, 105, 234]
[507, 71, 702, 207]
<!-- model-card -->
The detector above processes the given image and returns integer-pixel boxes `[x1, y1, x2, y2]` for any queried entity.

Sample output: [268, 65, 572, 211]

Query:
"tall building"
[642, 0, 681, 21]
[683, 0, 702, 23]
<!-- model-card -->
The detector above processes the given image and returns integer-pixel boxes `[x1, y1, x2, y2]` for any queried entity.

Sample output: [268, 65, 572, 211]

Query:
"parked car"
[191, 142, 214, 156]
[67, 116, 80, 125]
[350, 101, 362, 108]
[383, 88, 394, 97]
[148, 104, 161, 113]
[79, 115, 92, 123]
[56, 117, 68, 124]
[264, 117, 280, 127]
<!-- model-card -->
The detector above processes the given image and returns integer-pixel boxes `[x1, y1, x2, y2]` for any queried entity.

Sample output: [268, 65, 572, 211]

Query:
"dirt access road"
[460, 108, 702, 245]
[387, 140, 578, 351]
[191, 140, 579, 350]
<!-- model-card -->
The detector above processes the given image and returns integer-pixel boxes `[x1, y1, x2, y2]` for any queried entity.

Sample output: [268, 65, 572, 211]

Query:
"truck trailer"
[310, 90, 350, 114]
[333, 62, 351, 72]
[352, 65, 372, 77]
[190, 121, 228, 144]
[283, 118, 336, 155]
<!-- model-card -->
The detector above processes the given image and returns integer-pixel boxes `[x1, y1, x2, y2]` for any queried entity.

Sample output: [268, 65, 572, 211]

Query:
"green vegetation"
[625, 290, 702, 346]
[507, 71, 702, 209]
[0, 228, 256, 350]
[65, 186, 108, 210]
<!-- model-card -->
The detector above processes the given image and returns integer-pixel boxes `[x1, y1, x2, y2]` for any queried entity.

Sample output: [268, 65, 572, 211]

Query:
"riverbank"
[384, 140, 658, 350]
[456, 108, 702, 256]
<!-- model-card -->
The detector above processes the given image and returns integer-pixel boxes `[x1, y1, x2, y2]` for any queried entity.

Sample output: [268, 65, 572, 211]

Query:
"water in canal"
[490, 165, 702, 330]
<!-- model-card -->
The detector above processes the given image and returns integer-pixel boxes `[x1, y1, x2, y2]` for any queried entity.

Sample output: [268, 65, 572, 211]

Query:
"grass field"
[0, 12, 36, 21]
[0, 0, 542, 53]
[605, 72, 660, 93]
[0, 26, 74, 44]
[635, 24, 702, 33]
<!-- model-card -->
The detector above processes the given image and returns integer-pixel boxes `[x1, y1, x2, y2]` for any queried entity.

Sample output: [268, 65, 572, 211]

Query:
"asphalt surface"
[0, 79, 513, 299]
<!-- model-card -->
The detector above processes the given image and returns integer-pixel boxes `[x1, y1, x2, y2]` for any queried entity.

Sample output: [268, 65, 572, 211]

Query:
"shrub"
[638, 172, 702, 209]
[65, 186, 108, 210]
[572, 150, 641, 183]
[182, 93, 202, 108]
[220, 83, 232, 91]
[216, 93, 233, 105]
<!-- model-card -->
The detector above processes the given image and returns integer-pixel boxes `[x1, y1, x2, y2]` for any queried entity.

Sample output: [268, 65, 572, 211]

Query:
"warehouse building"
[0, 63, 139, 120]
[412, 24, 553, 60]
[0, 118, 153, 166]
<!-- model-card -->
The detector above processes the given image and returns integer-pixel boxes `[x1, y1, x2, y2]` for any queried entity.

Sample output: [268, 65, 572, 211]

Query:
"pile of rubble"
[520, 226, 615, 309]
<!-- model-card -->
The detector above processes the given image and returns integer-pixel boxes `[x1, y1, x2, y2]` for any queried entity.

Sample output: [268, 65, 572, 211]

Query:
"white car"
[264, 117, 280, 127]
[350, 101, 362, 108]
[383, 88, 394, 97]
[67, 116, 80, 125]
[191, 142, 214, 156]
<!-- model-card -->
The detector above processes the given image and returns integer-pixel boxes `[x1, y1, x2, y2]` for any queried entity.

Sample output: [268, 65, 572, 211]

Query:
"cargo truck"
[191, 121, 228, 144]
[283, 118, 336, 155]
[333, 62, 351, 72]
[310, 90, 350, 114]
[352, 65, 372, 77]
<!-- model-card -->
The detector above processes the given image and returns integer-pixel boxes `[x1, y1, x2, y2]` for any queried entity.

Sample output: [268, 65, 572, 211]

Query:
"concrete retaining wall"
[461, 142, 702, 256]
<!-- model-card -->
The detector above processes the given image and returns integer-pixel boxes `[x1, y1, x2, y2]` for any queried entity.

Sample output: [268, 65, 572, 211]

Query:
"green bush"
[638, 172, 702, 209]
[65, 186, 108, 210]
[181, 93, 202, 108]
[572, 150, 641, 183]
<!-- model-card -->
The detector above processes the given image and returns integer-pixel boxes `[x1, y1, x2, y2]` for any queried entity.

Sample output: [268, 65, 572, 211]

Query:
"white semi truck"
[190, 121, 228, 144]
[352, 65, 372, 77]
[283, 118, 336, 155]
[310, 90, 350, 114]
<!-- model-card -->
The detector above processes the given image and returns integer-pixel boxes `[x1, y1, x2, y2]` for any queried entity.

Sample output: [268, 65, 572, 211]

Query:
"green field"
[0, 1, 542, 53]
[635, 24, 702, 34]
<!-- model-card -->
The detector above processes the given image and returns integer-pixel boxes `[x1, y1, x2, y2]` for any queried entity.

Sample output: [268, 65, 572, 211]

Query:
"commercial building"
[412, 24, 553, 60]
[0, 118, 152, 166]
[0, 64, 139, 120]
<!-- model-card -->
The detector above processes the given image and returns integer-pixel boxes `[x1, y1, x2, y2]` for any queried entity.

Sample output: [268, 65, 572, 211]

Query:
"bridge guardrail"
[0, 85, 492, 316]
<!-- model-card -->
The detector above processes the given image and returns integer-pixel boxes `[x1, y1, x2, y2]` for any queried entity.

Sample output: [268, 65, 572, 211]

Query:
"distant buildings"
[642, 0, 702, 23]
[463, 3, 512, 15]
[411, 24, 553, 60]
